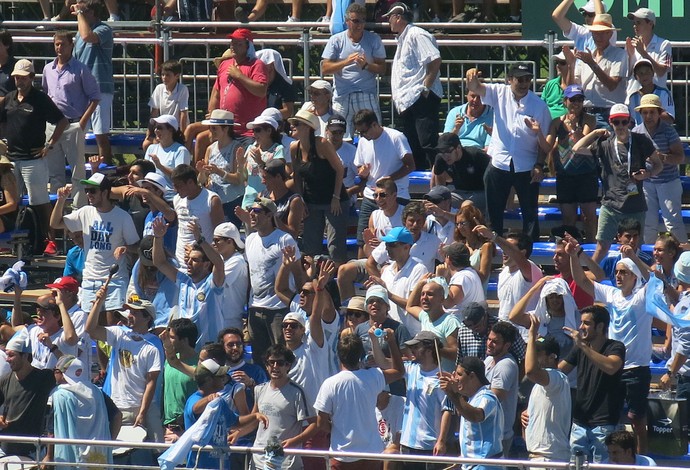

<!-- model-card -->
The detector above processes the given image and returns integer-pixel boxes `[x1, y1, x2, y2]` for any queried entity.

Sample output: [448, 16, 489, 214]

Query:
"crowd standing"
[0, 0, 686, 468]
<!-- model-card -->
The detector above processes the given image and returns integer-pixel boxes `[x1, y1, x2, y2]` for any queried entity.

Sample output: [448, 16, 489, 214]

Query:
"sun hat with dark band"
[288, 110, 320, 131]
[201, 109, 240, 126]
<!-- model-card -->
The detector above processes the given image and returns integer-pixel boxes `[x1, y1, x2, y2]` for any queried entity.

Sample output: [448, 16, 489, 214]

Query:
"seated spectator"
[289, 109, 349, 264]
[300, 80, 335, 136]
[145, 60, 189, 151]
[63, 230, 85, 282]
[541, 50, 573, 120]
[423, 186, 456, 245]
[256, 49, 297, 120]
[340, 296, 368, 337]
[431, 133, 489, 213]
[196, 109, 246, 227]
[633, 94, 687, 244]
[443, 90, 493, 149]
[145, 115, 192, 201]
[127, 236, 179, 331]
[545, 84, 598, 242]
[435, 242, 485, 320]
[110, 159, 158, 237]
[454, 204, 495, 291]
[627, 59, 675, 125]
[259, 107, 295, 151]
[572, 104, 662, 263]
[171, 164, 224, 268]
[254, 159, 305, 239]
[138, 172, 178, 253]
[0, 153, 18, 234]
[245, 115, 287, 195]
[625, 8, 671, 93]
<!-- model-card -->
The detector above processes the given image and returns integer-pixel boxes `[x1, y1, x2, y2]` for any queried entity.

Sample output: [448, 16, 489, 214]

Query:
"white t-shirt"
[354, 127, 412, 200]
[370, 206, 404, 239]
[148, 82, 189, 116]
[245, 229, 300, 310]
[288, 336, 330, 416]
[381, 256, 429, 336]
[497, 261, 543, 321]
[594, 282, 652, 368]
[105, 326, 162, 409]
[525, 368, 571, 459]
[27, 325, 77, 370]
[222, 252, 249, 330]
[144, 142, 192, 200]
[484, 354, 519, 440]
[313, 367, 386, 461]
[375, 394, 405, 448]
[63, 205, 140, 283]
[336, 141, 358, 192]
[447, 268, 486, 320]
[173, 187, 219, 268]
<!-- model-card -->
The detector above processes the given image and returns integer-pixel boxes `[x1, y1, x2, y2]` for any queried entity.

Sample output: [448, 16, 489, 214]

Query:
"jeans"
[484, 163, 540, 240]
[46, 121, 87, 208]
[643, 179, 687, 244]
[302, 201, 349, 262]
[400, 92, 440, 170]
[248, 306, 288, 367]
[569, 422, 616, 463]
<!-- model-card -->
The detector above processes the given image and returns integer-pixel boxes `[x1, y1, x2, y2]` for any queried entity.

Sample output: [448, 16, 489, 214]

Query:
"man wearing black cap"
[431, 132, 489, 214]
[326, 114, 360, 205]
[423, 185, 455, 244]
[467, 64, 551, 241]
[384, 2, 442, 170]
[439, 356, 504, 466]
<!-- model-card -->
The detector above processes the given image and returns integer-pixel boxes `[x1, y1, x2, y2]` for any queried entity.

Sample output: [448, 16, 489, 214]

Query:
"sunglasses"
[611, 119, 630, 126]
[250, 207, 267, 214]
[385, 242, 401, 248]
[329, 129, 345, 135]
[253, 126, 270, 133]
[568, 96, 585, 102]
[299, 289, 314, 296]
[374, 192, 388, 199]
[347, 18, 364, 24]
[266, 359, 288, 367]
[347, 310, 366, 319]
[282, 322, 301, 330]
[155, 125, 169, 131]
[614, 269, 632, 276]
[212, 237, 228, 244]
[515, 76, 533, 84]
[225, 341, 243, 348]
[84, 187, 99, 194]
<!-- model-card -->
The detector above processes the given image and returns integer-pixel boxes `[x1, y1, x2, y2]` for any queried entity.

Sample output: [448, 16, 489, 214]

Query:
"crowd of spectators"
[0, 0, 687, 468]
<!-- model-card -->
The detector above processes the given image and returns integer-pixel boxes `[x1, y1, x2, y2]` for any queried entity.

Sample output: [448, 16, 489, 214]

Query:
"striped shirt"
[400, 362, 445, 450]
[455, 316, 527, 365]
[632, 119, 681, 183]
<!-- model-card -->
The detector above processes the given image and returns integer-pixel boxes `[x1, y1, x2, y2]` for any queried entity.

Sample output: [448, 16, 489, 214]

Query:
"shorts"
[90, 93, 113, 135]
[13, 158, 50, 205]
[556, 173, 599, 204]
[596, 206, 645, 243]
[81, 277, 126, 312]
[622, 366, 651, 419]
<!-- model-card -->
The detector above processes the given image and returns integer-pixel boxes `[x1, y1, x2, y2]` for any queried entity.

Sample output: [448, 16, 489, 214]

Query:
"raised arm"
[509, 276, 550, 329]
[151, 217, 179, 282]
[85, 285, 109, 342]
[50, 186, 72, 230]
[551, 0, 575, 35]
[466, 68, 486, 97]
[563, 326, 623, 375]
[474, 224, 534, 282]
[54, 288, 77, 346]
[525, 315, 551, 386]
[566, 238, 595, 298]
[190, 220, 225, 288]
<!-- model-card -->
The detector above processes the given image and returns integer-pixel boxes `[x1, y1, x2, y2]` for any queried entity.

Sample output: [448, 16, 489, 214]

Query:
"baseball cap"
[459, 356, 490, 386]
[213, 222, 245, 249]
[263, 159, 287, 178]
[45, 276, 79, 294]
[609, 103, 630, 120]
[365, 285, 389, 305]
[403, 330, 441, 348]
[11, 59, 33, 77]
[55, 355, 86, 385]
[424, 186, 452, 204]
[443, 242, 470, 268]
[633, 58, 654, 74]
[535, 335, 561, 358]
[563, 84, 585, 99]
[227, 28, 253, 42]
[80, 172, 112, 191]
[138, 236, 155, 266]
[254, 197, 278, 215]
[435, 133, 460, 152]
[327, 114, 347, 130]
[382, 2, 412, 18]
[627, 8, 655, 24]
[195, 358, 231, 381]
[579, 0, 606, 14]
[150, 114, 179, 130]
[309, 80, 332, 93]
[137, 172, 169, 194]
[6, 330, 31, 354]
[123, 296, 156, 319]
[260, 107, 284, 123]
[462, 301, 487, 324]
[283, 312, 306, 327]
[508, 62, 533, 78]
[380, 226, 414, 245]
[552, 51, 566, 62]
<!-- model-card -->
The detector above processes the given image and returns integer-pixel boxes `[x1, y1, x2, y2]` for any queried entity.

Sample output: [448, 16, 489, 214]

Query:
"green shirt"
[162, 354, 198, 426]
[541, 76, 568, 120]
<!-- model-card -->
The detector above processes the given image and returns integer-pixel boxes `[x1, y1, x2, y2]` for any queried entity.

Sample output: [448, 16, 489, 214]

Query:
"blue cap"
[380, 227, 414, 245]
[564, 84, 585, 99]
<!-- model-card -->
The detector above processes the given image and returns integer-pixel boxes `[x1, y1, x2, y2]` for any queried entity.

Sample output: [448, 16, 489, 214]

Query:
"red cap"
[45, 276, 79, 294]
[227, 28, 253, 42]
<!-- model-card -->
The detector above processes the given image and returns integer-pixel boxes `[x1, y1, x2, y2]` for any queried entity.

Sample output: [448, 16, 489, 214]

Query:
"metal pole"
[162, 28, 170, 63]
[302, 29, 310, 101]
[546, 30, 556, 79]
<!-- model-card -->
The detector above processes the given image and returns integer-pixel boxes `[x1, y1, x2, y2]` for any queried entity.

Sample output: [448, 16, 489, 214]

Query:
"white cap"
[137, 172, 169, 193]
[310, 79, 332, 93]
[151, 114, 180, 130]
[213, 222, 245, 249]
[246, 116, 278, 130]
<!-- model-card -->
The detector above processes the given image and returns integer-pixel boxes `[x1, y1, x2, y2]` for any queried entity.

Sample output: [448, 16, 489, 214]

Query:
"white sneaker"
[278, 16, 301, 31]
[313, 15, 330, 33]
[107, 14, 121, 22]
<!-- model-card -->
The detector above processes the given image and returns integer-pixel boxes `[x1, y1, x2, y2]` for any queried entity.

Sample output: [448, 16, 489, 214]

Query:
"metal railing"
[0, 434, 686, 470]
[2, 20, 690, 139]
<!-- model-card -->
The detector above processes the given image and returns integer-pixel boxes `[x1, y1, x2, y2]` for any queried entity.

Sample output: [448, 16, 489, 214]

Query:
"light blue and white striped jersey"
[400, 361, 445, 450]
[176, 271, 224, 350]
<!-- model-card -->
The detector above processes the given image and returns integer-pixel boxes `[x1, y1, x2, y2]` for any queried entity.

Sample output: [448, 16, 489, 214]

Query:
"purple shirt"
[41, 56, 100, 120]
